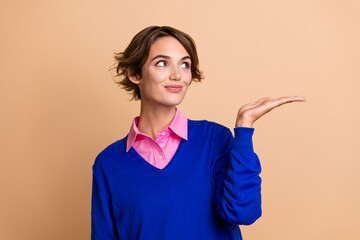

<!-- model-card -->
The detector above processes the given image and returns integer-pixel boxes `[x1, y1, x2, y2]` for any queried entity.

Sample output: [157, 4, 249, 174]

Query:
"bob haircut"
[113, 26, 204, 100]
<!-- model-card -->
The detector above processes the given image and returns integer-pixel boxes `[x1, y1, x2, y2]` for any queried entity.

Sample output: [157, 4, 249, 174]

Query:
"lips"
[164, 85, 183, 93]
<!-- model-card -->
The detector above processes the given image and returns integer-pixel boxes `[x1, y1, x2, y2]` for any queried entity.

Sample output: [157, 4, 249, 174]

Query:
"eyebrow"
[151, 55, 191, 62]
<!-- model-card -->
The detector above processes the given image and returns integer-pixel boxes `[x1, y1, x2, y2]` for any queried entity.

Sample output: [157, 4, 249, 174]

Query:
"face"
[129, 36, 192, 108]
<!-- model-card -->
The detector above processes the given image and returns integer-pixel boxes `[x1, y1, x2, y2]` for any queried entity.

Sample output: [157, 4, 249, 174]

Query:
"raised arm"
[212, 95, 305, 225]
[212, 126, 262, 225]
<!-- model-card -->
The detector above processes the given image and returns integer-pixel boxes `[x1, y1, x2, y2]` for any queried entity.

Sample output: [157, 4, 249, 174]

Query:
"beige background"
[1, 0, 359, 239]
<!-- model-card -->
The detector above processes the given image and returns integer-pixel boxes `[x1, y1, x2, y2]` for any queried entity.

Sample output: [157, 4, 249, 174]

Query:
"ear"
[127, 69, 141, 84]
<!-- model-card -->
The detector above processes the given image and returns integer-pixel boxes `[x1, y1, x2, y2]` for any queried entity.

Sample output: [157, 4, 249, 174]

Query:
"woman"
[91, 26, 305, 240]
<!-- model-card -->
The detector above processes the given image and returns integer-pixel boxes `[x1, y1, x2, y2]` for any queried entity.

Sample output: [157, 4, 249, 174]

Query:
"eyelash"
[155, 60, 191, 69]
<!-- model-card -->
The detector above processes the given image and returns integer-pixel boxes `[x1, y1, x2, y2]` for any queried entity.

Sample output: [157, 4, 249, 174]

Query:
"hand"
[235, 96, 306, 128]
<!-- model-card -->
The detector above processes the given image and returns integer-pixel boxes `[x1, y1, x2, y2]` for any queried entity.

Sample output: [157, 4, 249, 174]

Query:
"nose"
[169, 67, 181, 81]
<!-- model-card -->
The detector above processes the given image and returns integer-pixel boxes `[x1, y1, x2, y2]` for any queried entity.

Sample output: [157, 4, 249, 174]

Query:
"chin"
[164, 100, 183, 107]
[162, 97, 185, 107]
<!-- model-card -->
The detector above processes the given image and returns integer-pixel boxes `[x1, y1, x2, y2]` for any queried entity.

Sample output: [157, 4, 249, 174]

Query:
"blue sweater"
[91, 120, 262, 240]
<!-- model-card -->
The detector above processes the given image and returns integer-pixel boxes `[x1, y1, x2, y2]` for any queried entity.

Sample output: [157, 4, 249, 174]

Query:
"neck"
[137, 102, 177, 140]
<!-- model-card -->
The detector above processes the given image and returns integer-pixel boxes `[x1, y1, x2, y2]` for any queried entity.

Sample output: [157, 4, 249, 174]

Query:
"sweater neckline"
[127, 136, 186, 173]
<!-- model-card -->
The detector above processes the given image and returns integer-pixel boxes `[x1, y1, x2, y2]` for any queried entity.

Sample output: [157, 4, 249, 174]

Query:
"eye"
[155, 60, 166, 67]
[180, 62, 190, 69]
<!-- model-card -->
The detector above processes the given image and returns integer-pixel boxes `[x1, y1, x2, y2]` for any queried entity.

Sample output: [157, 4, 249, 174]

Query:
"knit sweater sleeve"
[212, 126, 262, 225]
[91, 156, 118, 240]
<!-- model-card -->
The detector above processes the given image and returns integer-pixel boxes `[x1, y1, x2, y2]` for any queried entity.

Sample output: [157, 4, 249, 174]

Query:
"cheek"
[183, 71, 192, 85]
[147, 70, 168, 84]
[139, 72, 162, 89]
[185, 76, 192, 86]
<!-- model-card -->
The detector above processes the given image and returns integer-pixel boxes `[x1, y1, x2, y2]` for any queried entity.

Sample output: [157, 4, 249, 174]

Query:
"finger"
[247, 97, 272, 108]
[256, 97, 271, 103]
[269, 96, 306, 109]
[276, 96, 306, 102]
[239, 96, 305, 117]
[238, 97, 271, 112]
[240, 96, 289, 115]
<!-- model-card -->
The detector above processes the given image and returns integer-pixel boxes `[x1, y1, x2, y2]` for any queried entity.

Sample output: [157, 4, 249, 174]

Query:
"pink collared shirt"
[126, 108, 188, 169]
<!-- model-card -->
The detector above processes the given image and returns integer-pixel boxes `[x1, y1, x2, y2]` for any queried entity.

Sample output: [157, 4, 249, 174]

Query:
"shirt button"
[161, 132, 166, 136]
[158, 155, 163, 159]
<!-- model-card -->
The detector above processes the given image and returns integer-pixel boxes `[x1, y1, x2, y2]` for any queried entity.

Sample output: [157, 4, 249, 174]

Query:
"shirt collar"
[126, 108, 188, 152]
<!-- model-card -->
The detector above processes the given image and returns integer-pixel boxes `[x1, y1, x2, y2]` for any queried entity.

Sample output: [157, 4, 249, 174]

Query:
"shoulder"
[188, 119, 233, 139]
[188, 119, 231, 132]
[187, 120, 233, 160]
[93, 136, 127, 169]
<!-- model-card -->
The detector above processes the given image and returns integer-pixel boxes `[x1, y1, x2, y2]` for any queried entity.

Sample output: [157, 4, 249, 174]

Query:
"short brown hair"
[113, 26, 204, 100]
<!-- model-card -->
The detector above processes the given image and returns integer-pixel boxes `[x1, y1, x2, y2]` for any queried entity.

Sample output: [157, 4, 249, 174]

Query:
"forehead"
[148, 37, 189, 59]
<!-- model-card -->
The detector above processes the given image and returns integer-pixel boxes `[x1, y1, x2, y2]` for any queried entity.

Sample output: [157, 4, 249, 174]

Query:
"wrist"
[235, 120, 253, 128]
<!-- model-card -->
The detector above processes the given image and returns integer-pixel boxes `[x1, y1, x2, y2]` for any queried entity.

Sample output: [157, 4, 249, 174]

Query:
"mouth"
[164, 85, 183, 93]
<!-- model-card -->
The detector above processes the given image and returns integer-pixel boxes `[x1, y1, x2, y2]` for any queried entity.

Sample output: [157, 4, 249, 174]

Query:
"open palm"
[236, 96, 306, 128]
